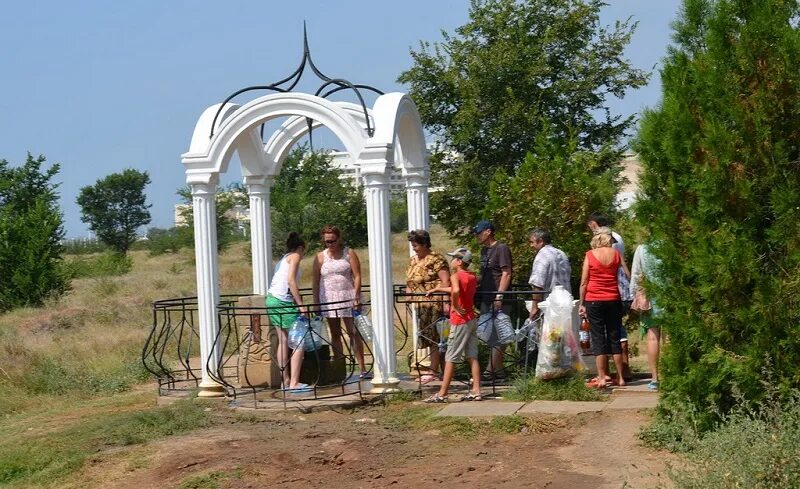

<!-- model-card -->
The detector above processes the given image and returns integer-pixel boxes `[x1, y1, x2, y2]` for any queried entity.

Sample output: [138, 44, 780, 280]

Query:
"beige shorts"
[445, 318, 478, 363]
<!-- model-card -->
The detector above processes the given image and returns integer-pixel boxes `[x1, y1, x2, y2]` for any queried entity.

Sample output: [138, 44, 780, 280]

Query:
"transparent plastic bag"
[535, 286, 582, 379]
[517, 317, 542, 351]
[352, 310, 373, 344]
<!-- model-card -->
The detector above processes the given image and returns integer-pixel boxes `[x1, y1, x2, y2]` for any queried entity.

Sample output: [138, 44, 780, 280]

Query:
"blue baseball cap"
[473, 220, 494, 234]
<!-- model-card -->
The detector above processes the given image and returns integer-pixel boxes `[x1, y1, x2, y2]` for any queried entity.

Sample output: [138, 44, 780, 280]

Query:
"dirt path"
[69, 403, 672, 489]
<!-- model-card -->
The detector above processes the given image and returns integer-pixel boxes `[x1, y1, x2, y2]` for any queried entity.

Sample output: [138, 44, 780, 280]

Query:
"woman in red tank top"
[579, 227, 631, 388]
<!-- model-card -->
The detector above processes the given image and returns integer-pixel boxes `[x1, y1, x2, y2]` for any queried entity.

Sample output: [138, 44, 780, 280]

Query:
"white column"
[405, 170, 431, 367]
[190, 175, 224, 398]
[405, 170, 430, 232]
[360, 145, 400, 393]
[245, 175, 273, 295]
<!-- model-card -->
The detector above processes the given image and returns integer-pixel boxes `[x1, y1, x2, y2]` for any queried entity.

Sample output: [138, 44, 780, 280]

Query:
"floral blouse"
[406, 252, 448, 306]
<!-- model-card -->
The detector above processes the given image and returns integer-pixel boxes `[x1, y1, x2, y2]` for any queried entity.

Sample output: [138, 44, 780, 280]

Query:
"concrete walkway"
[434, 389, 658, 417]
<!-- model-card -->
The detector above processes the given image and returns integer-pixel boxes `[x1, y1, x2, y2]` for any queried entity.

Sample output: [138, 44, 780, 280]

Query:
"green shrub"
[64, 252, 133, 278]
[633, 0, 800, 429]
[668, 391, 800, 488]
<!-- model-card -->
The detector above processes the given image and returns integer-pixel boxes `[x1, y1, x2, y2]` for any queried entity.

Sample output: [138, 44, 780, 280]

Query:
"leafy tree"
[399, 0, 648, 237]
[485, 131, 621, 287]
[271, 148, 368, 255]
[77, 169, 152, 254]
[634, 0, 800, 429]
[0, 154, 68, 311]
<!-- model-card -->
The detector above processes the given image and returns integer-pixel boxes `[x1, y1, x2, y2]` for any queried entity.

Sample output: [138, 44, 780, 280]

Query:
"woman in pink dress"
[312, 225, 368, 378]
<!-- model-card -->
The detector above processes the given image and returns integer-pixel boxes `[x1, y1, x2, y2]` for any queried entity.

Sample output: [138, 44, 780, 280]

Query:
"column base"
[369, 377, 402, 394]
[197, 380, 225, 398]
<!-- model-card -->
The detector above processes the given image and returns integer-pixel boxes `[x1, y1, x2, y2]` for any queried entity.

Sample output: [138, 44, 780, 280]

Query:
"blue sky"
[0, 0, 681, 238]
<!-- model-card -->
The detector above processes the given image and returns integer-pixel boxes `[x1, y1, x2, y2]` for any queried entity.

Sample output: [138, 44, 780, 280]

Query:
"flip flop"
[286, 383, 312, 393]
[420, 374, 439, 384]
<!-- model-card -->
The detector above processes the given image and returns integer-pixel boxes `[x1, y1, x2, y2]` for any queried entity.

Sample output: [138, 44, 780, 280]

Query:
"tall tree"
[486, 130, 622, 286]
[0, 154, 68, 311]
[399, 0, 648, 236]
[634, 0, 800, 429]
[271, 148, 368, 255]
[77, 169, 152, 254]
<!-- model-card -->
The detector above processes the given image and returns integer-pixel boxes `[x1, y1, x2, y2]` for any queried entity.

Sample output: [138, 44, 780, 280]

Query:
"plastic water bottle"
[495, 312, 515, 345]
[304, 316, 328, 352]
[288, 316, 308, 350]
[352, 310, 373, 344]
[434, 317, 450, 352]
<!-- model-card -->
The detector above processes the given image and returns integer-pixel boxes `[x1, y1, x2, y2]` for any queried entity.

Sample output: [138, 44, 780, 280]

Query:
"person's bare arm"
[450, 273, 465, 316]
[494, 266, 512, 310]
[287, 253, 307, 315]
[437, 267, 451, 314]
[349, 249, 362, 309]
[312, 253, 322, 306]
[578, 257, 590, 317]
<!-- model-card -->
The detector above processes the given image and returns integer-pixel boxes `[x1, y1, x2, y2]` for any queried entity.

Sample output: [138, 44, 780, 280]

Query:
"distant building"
[616, 151, 642, 210]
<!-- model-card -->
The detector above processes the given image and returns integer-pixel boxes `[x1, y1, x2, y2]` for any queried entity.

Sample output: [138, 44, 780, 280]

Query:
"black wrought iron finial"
[209, 24, 384, 141]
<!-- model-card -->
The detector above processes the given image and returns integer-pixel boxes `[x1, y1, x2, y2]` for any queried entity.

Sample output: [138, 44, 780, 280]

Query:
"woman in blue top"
[266, 232, 310, 392]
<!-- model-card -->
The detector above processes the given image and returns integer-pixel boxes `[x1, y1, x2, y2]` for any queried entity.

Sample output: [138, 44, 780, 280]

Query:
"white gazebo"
[179, 39, 429, 397]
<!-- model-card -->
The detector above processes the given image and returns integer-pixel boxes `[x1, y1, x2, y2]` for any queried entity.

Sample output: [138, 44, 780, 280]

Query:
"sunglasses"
[324, 239, 337, 245]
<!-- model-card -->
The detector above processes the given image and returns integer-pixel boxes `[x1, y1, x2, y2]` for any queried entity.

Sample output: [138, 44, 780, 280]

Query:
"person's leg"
[275, 327, 290, 387]
[490, 346, 506, 376]
[607, 301, 625, 386]
[647, 326, 661, 382]
[620, 340, 631, 379]
[587, 301, 610, 387]
[437, 361, 456, 397]
[289, 344, 305, 388]
[328, 317, 344, 359]
[469, 357, 481, 395]
[343, 317, 367, 372]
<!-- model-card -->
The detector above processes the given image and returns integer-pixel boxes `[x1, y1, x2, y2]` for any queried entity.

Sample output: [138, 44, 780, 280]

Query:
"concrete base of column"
[197, 380, 225, 398]
[369, 378, 402, 394]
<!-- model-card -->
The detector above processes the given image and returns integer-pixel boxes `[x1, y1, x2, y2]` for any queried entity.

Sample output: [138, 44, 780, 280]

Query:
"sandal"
[420, 374, 439, 384]
[423, 395, 447, 403]
[461, 392, 483, 402]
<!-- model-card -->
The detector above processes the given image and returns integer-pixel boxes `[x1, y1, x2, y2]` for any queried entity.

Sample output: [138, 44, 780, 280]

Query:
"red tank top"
[450, 269, 477, 325]
[585, 249, 621, 301]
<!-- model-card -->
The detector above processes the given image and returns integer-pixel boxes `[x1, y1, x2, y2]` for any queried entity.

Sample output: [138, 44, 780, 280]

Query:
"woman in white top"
[311, 225, 368, 378]
[266, 232, 309, 391]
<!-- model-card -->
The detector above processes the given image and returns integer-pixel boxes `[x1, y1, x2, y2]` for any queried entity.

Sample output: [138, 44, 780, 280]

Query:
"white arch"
[183, 93, 368, 177]
[181, 91, 429, 398]
[262, 101, 374, 175]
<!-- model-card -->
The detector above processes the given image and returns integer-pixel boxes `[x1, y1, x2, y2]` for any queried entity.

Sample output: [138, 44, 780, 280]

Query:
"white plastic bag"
[535, 286, 582, 379]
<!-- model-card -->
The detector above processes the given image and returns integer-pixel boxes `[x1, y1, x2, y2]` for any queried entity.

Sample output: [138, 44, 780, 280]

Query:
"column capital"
[243, 175, 274, 188]
[404, 169, 429, 189]
[358, 143, 393, 176]
[187, 173, 219, 195]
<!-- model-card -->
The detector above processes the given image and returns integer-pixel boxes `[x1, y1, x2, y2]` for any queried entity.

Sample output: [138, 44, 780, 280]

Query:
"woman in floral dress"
[312, 225, 368, 378]
[406, 229, 450, 383]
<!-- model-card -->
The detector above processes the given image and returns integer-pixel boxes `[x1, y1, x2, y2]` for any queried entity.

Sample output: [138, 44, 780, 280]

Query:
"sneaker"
[647, 380, 659, 391]
[359, 371, 373, 380]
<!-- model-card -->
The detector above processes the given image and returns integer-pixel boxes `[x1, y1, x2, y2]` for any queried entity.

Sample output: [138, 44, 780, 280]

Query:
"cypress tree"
[634, 0, 800, 428]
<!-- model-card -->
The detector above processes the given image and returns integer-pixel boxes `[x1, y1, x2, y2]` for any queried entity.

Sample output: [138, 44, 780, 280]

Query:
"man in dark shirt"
[474, 220, 513, 380]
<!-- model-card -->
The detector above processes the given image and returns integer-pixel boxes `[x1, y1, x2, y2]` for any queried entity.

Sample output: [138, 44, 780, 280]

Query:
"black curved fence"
[143, 283, 547, 406]
[393, 283, 542, 396]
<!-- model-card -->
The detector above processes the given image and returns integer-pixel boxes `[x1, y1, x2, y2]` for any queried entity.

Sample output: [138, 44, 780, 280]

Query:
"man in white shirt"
[527, 227, 572, 319]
